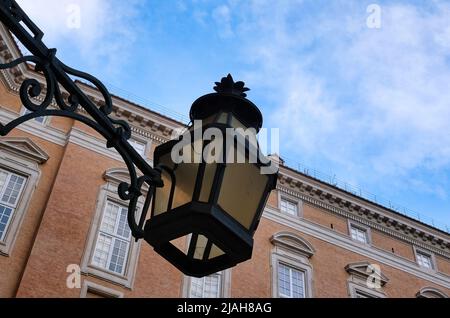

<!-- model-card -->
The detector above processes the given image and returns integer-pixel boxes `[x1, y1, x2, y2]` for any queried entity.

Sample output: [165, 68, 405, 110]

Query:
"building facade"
[1, 24, 450, 298]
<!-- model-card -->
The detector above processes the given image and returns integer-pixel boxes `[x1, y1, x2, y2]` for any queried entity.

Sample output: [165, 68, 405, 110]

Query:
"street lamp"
[0, 0, 278, 277]
[146, 74, 277, 277]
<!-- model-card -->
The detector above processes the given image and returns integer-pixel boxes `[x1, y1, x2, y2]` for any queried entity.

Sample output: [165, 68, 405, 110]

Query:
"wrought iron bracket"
[0, 0, 164, 241]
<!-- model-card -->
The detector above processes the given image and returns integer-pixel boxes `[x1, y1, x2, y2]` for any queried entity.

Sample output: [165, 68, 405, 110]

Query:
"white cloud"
[212, 5, 233, 39]
[216, 1, 450, 201]
[16, 0, 144, 72]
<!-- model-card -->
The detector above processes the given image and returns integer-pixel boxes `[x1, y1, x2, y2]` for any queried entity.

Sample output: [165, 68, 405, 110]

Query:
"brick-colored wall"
[302, 203, 348, 235]
[371, 229, 415, 261]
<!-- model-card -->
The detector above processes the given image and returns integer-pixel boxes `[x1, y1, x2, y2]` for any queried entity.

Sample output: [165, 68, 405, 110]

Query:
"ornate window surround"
[345, 261, 388, 298]
[80, 168, 144, 289]
[0, 137, 48, 256]
[416, 286, 448, 298]
[270, 232, 315, 298]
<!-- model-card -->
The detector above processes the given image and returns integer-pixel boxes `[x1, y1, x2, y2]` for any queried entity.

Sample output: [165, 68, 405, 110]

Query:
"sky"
[14, 0, 450, 230]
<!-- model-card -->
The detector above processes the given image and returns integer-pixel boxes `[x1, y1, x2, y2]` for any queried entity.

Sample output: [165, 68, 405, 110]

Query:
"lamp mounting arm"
[0, 0, 163, 240]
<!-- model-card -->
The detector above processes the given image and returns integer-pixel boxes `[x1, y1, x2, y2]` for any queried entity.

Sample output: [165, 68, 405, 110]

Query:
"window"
[189, 274, 222, 298]
[280, 198, 298, 216]
[350, 225, 368, 244]
[91, 200, 131, 275]
[0, 137, 48, 256]
[81, 168, 144, 288]
[278, 263, 306, 298]
[129, 139, 146, 157]
[416, 251, 433, 270]
[23, 108, 45, 124]
[271, 232, 314, 298]
[0, 169, 26, 241]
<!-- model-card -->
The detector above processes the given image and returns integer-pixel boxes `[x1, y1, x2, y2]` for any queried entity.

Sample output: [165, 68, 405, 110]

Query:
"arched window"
[270, 232, 315, 298]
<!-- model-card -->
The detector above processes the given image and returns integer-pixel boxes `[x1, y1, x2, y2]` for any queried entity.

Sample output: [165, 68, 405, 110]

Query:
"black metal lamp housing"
[144, 75, 278, 277]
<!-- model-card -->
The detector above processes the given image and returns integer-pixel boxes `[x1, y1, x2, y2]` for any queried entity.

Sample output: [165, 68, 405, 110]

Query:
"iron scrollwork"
[0, 0, 163, 240]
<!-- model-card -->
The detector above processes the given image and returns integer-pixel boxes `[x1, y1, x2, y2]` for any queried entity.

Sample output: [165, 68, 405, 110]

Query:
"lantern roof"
[189, 74, 264, 132]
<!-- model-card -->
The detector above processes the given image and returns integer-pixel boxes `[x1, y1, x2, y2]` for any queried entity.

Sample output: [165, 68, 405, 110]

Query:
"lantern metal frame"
[145, 97, 277, 276]
[0, 0, 278, 278]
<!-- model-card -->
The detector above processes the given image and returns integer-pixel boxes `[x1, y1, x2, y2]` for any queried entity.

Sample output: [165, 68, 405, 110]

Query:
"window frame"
[188, 273, 222, 298]
[0, 138, 46, 256]
[278, 192, 302, 218]
[128, 137, 148, 158]
[348, 220, 371, 245]
[413, 246, 437, 271]
[271, 242, 314, 298]
[277, 261, 307, 298]
[91, 200, 132, 276]
[183, 270, 231, 298]
[0, 170, 27, 241]
[80, 179, 143, 289]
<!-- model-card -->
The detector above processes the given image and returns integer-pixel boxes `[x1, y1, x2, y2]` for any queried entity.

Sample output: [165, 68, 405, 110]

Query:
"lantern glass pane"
[218, 163, 269, 229]
[172, 162, 199, 210]
[194, 234, 208, 260]
[230, 114, 247, 129]
[209, 244, 225, 259]
[170, 234, 190, 255]
[153, 153, 175, 216]
[217, 112, 229, 124]
[202, 114, 217, 126]
[199, 163, 217, 203]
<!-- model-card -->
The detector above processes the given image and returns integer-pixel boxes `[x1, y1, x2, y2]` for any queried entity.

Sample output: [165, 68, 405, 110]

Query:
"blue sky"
[16, 0, 450, 230]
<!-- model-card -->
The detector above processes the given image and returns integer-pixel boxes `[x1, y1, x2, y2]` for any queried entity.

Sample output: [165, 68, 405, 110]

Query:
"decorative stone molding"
[345, 261, 389, 287]
[416, 287, 448, 298]
[0, 137, 49, 164]
[264, 206, 450, 289]
[270, 232, 315, 258]
[277, 170, 450, 259]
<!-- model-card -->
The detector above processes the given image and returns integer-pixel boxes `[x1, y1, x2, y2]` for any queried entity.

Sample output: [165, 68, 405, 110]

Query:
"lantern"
[144, 74, 278, 277]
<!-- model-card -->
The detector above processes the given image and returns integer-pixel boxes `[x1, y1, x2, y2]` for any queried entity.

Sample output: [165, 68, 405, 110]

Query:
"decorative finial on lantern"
[213, 74, 250, 98]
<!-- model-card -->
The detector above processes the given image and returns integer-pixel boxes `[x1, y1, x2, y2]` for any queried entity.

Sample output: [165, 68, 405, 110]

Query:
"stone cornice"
[277, 170, 450, 259]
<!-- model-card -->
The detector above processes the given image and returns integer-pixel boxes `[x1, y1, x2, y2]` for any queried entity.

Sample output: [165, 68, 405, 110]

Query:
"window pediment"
[271, 232, 315, 258]
[0, 137, 49, 164]
[416, 287, 448, 298]
[103, 168, 135, 185]
[345, 261, 389, 286]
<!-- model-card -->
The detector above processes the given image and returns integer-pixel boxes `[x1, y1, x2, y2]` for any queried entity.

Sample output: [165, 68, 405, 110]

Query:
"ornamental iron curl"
[0, 0, 163, 240]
